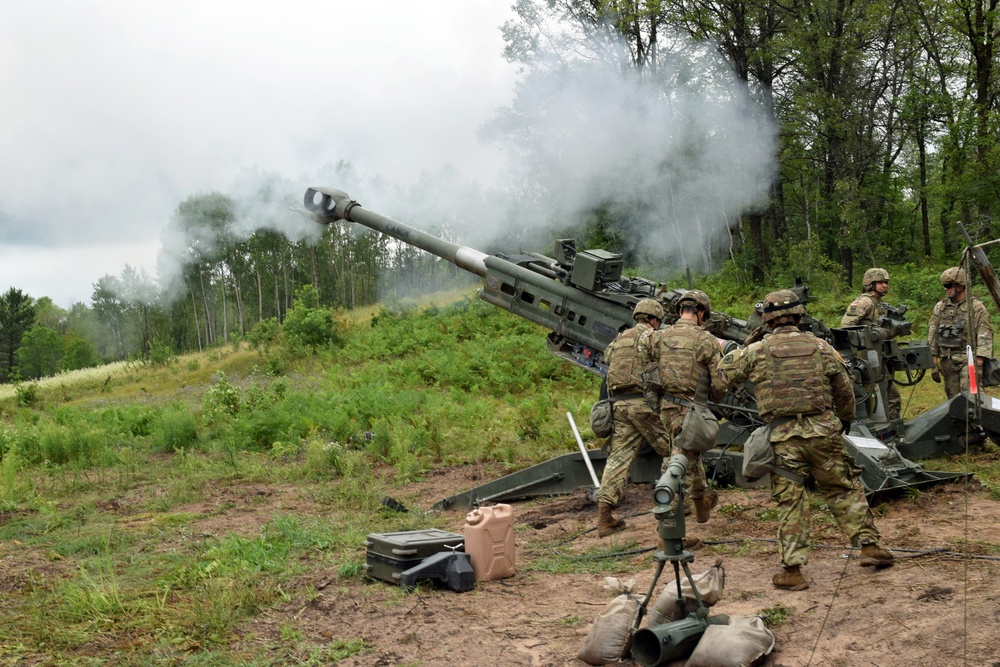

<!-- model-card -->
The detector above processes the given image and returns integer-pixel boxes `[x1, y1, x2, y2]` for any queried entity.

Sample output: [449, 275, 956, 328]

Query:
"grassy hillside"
[0, 292, 608, 665]
[0, 283, 994, 665]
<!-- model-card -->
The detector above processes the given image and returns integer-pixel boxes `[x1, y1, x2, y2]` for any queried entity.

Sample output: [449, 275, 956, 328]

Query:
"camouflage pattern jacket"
[649, 319, 726, 406]
[718, 325, 855, 442]
[927, 295, 993, 361]
[840, 291, 883, 327]
[604, 321, 656, 395]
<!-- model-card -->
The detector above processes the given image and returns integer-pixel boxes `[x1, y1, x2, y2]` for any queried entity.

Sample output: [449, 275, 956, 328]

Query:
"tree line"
[496, 0, 1000, 284]
[0, 185, 473, 383]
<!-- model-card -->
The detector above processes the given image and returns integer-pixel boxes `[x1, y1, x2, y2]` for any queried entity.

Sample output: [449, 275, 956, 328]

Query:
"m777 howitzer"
[302, 187, 750, 376]
[302, 187, 970, 509]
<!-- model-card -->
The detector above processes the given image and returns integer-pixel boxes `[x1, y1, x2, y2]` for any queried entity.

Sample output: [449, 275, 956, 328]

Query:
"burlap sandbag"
[645, 559, 725, 627]
[685, 615, 775, 667]
[578, 578, 645, 665]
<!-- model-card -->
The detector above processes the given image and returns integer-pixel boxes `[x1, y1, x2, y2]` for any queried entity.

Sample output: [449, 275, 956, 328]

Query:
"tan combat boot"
[860, 543, 895, 567]
[772, 565, 809, 591]
[597, 502, 626, 537]
[693, 489, 719, 524]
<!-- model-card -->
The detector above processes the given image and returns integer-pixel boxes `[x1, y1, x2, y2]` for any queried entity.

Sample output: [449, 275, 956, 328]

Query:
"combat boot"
[772, 565, 809, 591]
[693, 489, 719, 524]
[860, 543, 895, 568]
[597, 502, 626, 537]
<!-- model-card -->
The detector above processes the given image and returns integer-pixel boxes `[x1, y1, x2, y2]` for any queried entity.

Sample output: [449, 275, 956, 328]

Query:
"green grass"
[0, 283, 994, 665]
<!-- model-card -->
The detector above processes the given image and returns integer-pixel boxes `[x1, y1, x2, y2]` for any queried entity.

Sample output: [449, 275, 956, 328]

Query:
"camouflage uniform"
[649, 319, 727, 503]
[718, 326, 880, 568]
[841, 290, 901, 420]
[599, 321, 671, 507]
[928, 295, 993, 398]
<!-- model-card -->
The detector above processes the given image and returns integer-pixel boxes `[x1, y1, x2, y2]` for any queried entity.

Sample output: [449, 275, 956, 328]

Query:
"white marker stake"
[567, 412, 601, 488]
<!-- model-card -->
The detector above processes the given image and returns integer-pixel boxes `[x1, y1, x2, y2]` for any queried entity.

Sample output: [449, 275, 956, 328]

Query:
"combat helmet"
[862, 268, 889, 290]
[940, 267, 967, 287]
[677, 289, 712, 319]
[761, 289, 806, 324]
[633, 298, 664, 322]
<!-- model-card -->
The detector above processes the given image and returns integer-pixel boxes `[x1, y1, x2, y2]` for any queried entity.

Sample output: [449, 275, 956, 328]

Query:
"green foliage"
[759, 603, 793, 627]
[151, 405, 199, 453]
[60, 337, 101, 372]
[247, 317, 280, 356]
[147, 339, 177, 367]
[15, 324, 63, 380]
[14, 382, 39, 408]
[282, 285, 345, 351]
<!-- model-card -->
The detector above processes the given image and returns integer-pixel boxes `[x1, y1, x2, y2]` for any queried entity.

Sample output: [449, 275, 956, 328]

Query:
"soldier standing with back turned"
[718, 290, 893, 591]
[841, 268, 901, 421]
[649, 290, 727, 526]
[597, 299, 673, 537]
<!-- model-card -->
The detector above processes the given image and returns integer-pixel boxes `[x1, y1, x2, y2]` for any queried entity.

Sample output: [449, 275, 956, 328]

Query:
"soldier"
[597, 298, 672, 537]
[649, 290, 727, 525]
[718, 289, 893, 591]
[928, 267, 994, 399]
[841, 268, 901, 421]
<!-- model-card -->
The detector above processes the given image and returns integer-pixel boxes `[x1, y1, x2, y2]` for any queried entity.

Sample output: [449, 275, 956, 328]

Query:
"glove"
[841, 419, 851, 435]
[931, 369, 941, 383]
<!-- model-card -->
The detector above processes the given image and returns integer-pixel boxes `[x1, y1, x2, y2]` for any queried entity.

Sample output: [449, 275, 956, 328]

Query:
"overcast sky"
[0, 1, 519, 309]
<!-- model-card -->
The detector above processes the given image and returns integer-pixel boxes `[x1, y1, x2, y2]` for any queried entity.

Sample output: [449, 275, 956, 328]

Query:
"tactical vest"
[606, 327, 648, 394]
[755, 333, 832, 420]
[851, 293, 882, 325]
[935, 308, 967, 351]
[655, 325, 703, 400]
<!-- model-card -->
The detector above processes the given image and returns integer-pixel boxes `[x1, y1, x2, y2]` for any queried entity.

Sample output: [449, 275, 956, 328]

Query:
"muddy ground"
[230, 463, 1000, 667]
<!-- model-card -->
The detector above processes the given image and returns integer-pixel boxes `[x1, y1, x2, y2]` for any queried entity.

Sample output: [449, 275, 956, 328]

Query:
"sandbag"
[646, 559, 725, 627]
[674, 404, 720, 453]
[578, 578, 645, 665]
[685, 615, 775, 667]
[590, 400, 614, 438]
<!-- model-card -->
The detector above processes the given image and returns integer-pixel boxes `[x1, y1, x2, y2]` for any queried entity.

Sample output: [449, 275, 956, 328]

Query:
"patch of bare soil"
[234, 468, 1000, 667]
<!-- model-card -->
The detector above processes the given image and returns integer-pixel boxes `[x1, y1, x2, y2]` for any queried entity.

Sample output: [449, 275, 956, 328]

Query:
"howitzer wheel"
[846, 356, 877, 404]
[893, 367, 926, 387]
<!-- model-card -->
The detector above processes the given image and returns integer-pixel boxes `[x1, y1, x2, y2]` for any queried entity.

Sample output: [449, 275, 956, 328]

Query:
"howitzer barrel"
[303, 187, 640, 373]
[304, 187, 490, 278]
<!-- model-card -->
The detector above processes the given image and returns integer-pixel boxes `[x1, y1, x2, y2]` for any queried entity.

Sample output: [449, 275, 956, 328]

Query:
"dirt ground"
[229, 463, 1000, 667]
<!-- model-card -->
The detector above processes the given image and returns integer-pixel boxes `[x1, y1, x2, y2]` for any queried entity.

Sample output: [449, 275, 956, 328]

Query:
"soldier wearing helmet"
[718, 289, 893, 590]
[841, 267, 901, 420]
[596, 298, 671, 537]
[841, 268, 889, 327]
[928, 267, 994, 400]
[647, 289, 728, 533]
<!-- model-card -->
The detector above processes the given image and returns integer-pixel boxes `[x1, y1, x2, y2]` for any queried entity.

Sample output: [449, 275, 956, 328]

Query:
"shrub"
[152, 406, 199, 453]
[147, 340, 177, 367]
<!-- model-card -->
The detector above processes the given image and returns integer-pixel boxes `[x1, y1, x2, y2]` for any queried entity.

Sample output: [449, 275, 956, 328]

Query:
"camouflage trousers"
[939, 356, 983, 400]
[598, 399, 671, 507]
[770, 434, 879, 568]
[660, 405, 709, 502]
